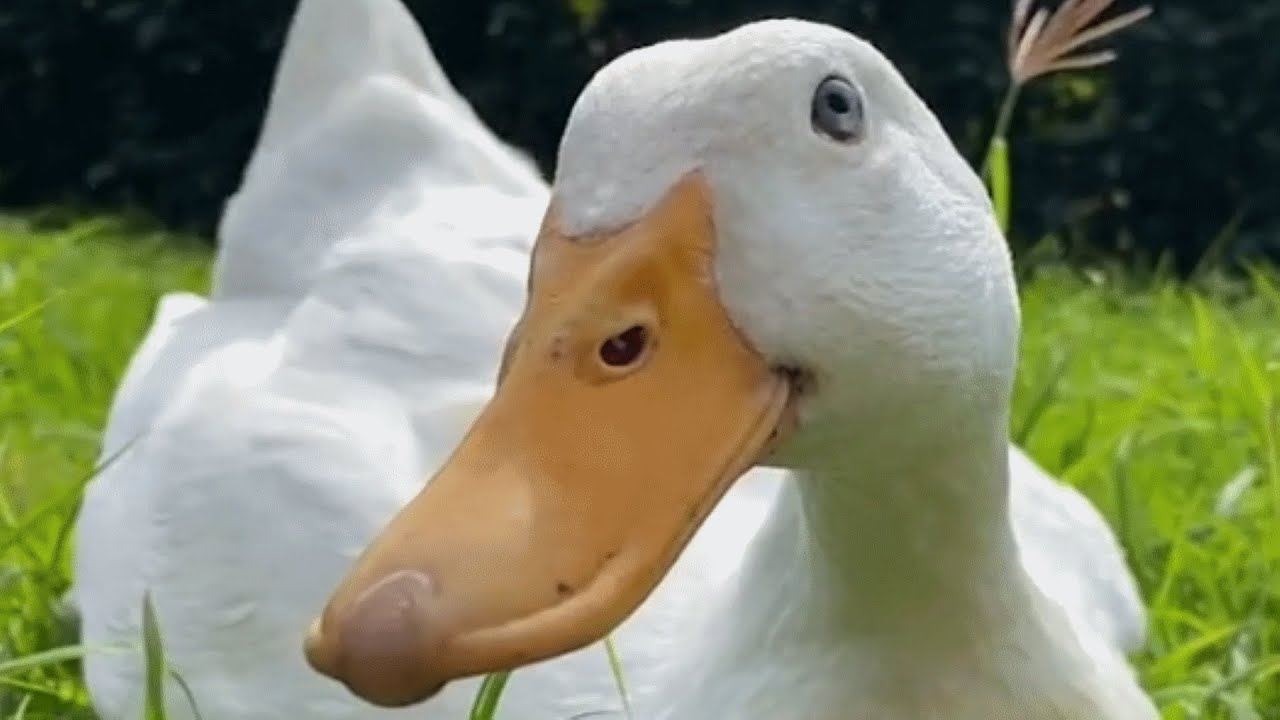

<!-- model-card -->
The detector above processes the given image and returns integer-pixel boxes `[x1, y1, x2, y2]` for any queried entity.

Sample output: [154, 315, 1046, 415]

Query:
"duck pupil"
[825, 90, 851, 115]
[600, 326, 647, 367]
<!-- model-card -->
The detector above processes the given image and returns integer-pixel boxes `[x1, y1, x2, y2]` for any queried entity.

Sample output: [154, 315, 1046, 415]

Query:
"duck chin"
[759, 346, 1006, 480]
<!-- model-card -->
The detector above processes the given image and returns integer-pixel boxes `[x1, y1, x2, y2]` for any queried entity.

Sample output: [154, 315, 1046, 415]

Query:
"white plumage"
[72, 1, 1154, 718]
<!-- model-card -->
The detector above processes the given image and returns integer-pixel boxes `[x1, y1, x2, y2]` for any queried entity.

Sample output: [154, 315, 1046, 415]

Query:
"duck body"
[71, 0, 547, 716]
[74, 2, 1156, 719]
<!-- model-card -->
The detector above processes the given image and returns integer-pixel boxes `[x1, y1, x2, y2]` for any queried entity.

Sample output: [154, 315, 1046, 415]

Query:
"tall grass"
[0, 220, 208, 718]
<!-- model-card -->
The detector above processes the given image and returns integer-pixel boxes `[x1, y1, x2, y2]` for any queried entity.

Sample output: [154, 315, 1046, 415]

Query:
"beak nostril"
[314, 569, 449, 707]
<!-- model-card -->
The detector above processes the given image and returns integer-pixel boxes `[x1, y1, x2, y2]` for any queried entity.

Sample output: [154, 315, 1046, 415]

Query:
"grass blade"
[11, 692, 32, 720]
[141, 592, 168, 720]
[988, 137, 1012, 236]
[468, 671, 511, 720]
[603, 636, 633, 719]
[0, 645, 119, 677]
[0, 432, 143, 556]
[167, 668, 206, 720]
[0, 291, 66, 335]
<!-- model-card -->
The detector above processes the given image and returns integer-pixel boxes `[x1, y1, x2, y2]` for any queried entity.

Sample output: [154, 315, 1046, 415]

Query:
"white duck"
[72, 0, 1153, 718]
[302, 14, 1161, 720]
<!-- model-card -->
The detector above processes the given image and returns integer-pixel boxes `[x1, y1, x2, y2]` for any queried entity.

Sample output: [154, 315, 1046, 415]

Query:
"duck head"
[304, 18, 1020, 707]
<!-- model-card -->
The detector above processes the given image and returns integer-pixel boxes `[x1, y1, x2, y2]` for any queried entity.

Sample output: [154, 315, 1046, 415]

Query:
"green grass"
[1, 220, 1278, 719]
[0, 219, 208, 719]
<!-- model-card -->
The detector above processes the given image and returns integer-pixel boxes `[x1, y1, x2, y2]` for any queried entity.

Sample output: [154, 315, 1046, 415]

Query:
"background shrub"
[0, 0, 1276, 270]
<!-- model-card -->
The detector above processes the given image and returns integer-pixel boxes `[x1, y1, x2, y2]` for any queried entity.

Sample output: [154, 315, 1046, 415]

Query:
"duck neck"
[654, 408, 1050, 717]
[779, 408, 1030, 639]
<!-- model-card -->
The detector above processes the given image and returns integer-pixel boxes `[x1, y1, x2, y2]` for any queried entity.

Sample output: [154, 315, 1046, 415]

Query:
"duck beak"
[303, 172, 795, 707]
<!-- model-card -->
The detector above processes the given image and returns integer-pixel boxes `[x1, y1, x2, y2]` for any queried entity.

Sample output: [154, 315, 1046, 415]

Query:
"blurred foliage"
[0, 0, 1276, 269]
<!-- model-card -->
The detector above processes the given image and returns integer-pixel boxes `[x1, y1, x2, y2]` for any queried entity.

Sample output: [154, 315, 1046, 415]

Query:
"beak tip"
[303, 616, 337, 677]
[301, 570, 453, 707]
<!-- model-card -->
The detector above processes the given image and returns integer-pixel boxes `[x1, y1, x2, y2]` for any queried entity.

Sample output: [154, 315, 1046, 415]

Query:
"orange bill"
[302, 172, 795, 707]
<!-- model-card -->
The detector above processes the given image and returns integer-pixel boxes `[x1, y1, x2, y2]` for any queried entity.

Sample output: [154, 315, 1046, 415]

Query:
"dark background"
[0, 0, 1276, 270]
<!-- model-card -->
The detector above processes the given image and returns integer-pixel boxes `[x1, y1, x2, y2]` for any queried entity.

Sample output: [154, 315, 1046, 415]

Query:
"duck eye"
[599, 325, 649, 368]
[810, 75, 864, 143]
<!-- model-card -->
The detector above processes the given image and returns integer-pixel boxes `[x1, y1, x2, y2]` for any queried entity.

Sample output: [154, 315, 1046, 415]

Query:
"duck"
[302, 14, 1160, 720]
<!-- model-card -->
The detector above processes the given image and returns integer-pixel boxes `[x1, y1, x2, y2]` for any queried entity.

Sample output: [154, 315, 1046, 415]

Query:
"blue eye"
[811, 75, 865, 143]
